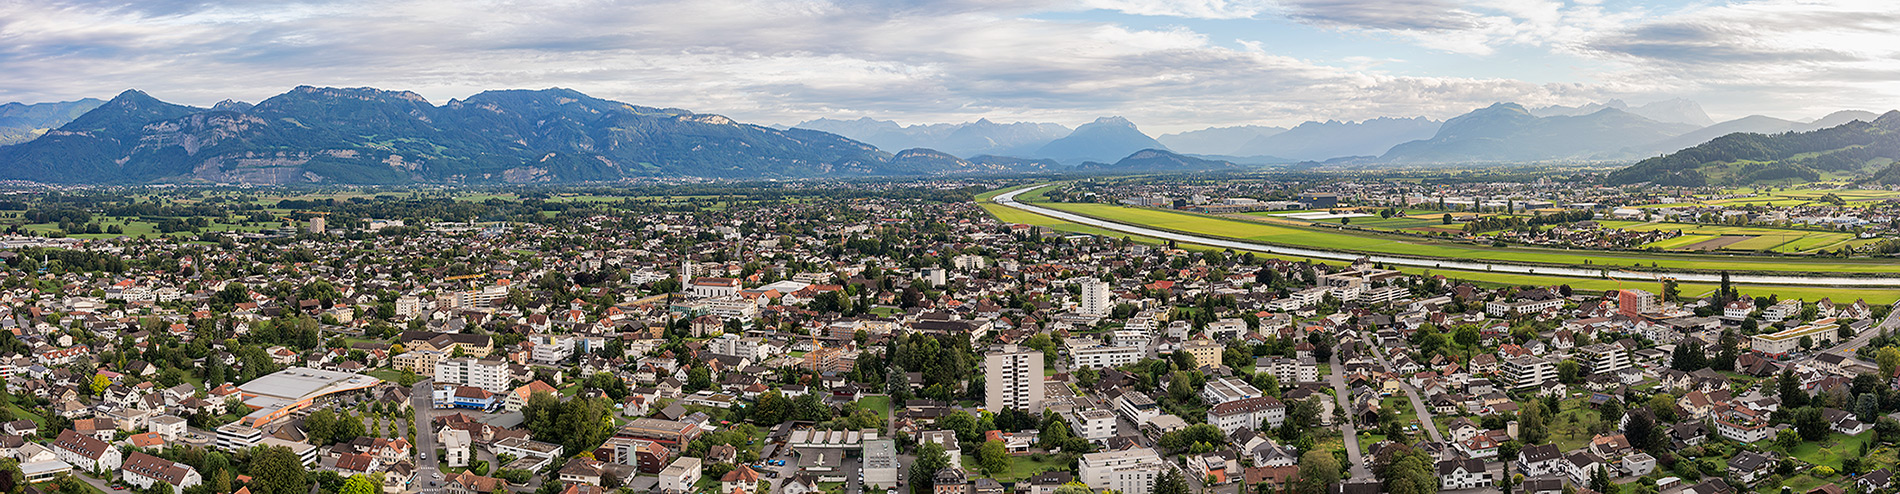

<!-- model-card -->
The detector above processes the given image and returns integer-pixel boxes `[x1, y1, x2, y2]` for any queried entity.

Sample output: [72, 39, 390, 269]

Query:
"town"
[0, 180, 1889, 494]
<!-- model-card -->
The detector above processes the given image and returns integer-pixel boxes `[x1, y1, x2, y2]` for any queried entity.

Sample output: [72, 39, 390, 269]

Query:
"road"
[992, 185, 1900, 287]
[1358, 334, 1445, 444]
[409, 378, 441, 490]
[1326, 352, 1372, 480]
[1803, 302, 1900, 363]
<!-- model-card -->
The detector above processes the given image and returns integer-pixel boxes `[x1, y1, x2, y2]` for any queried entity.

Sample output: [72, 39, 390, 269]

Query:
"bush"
[1812, 466, 1836, 477]
[496, 470, 533, 484]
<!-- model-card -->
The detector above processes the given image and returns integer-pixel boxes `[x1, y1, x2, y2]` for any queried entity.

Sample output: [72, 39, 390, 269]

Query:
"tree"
[247, 446, 309, 494]
[1647, 394, 1679, 423]
[340, 475, 380, 494]
[1382, 449, 1436, 494]
[977, 440, 1009, 475]
[1623, 410, 1660, 452]
[1556, 360, 1581, 384]
[90, 374, 109, 396]
[1775, 428, 1802, 452]
[1777, 369, 1809, 408]
[940, 411, 979, 444]
[909, 442, 949, 494]
[1296, 450, 1339, 494]
[1155, 468, 1191, 494]
[1598, 400, 1624, 425]
[753, 391, 791, 425]
[1588, 465, 1612, 494]
[1879, 347, 1900, 378]
[1519, 400, 1547, 445]
[1794, 407, 1829, 441]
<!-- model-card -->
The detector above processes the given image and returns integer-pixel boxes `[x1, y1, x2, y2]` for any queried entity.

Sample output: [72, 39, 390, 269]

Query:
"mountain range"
[1607, 110, 1900, 186]
[0, 88, 1889, 182]
[1530, 98, 1715, 127]
[1381, 103, 1700, 162]
[790, 117, 1070, 158]
[0, 98, 105, 145]
[0, 87, 1099, 184]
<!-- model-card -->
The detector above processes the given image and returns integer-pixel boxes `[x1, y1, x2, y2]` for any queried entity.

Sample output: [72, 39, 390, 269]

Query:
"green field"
[1028, 200, 1900, 275]
[979, 185, 1900, 302]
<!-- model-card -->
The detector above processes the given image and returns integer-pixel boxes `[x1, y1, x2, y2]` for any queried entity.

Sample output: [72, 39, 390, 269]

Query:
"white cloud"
[1082, 0, 1273, 19]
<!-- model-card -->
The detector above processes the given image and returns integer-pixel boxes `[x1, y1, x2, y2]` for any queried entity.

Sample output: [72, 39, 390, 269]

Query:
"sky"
[1, 0, 1897, 133]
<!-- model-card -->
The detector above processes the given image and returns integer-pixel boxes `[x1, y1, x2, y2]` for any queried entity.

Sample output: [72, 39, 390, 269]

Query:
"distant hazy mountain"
[794, 117, 1069, 157]
[1532, 98, 1714, 127]
[1381, 103, 1698, 163]
[1630, 110, 1885, 157]
[1033, 116, 1166, 164]
[1609, 110, 1900, 186]
[1078, 149, 1236, 172]
[1230, 117, 1440, 161]
[1157, 125, 1285, 156]
[1802, 110, 1882, 130]
[0, 98, 106, 145]
[968, 155, 1063, 172]
[883, 148, 1060, 174]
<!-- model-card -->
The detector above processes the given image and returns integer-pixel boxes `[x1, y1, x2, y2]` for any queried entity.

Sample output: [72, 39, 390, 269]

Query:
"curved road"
[994, 185, 1900, 287]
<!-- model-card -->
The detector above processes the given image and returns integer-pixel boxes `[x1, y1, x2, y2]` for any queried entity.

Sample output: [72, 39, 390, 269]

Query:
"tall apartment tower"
[1079, 277, 1112, 316]
[984, 344, 1045, 413]
[306, 216, 325, 234]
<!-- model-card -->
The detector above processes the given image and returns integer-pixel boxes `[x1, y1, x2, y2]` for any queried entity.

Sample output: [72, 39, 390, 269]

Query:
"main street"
[1804, 302, 1900, 364]
[409, 378, 441, 492]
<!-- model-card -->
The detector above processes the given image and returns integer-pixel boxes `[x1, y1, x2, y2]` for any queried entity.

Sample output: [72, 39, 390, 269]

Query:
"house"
[1728, 451, 1774, 486]
[440, 472, 505, 494]
[121, 452, 202, 491]
[1858, 469, 1893, 492]
[1516, 444, 1563, 478]
[334, 452, 381, 475]
[722, 465, 762, 492]
[1438, 459, 1491, 490]
[660, 457, 701, 493]
[52, 429, 122, 473]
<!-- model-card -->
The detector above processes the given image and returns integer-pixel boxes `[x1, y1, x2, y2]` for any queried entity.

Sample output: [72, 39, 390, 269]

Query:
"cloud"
[0, 0, 1626, 132]
[1576, 0, 1900, 119]
[1280, 0, 1478, 31]
[1083, 0, 1273, 19]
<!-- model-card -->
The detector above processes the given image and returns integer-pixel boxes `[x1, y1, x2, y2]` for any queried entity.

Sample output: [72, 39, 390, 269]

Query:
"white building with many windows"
[435, 357, 513, 393]
[1080, 448, 1167, 494]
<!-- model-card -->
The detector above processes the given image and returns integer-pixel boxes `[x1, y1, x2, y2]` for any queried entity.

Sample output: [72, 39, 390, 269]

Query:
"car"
[112, 488, 125, 491]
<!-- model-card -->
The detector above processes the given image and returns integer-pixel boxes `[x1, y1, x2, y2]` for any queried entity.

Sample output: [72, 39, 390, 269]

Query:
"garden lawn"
[856, 395, 892, 421]
[1789, 432, 1874, 470]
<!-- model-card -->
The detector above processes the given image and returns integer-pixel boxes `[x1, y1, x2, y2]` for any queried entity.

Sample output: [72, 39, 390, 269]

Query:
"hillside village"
[0, 185, 1887, 494]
